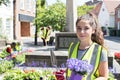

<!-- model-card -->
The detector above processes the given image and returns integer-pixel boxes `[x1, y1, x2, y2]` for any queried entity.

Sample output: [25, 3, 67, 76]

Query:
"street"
[22, 36, 120, 55]
[22, 36, 120, 76]
[22, 36, 120, 74]
[0, 36, 120, 79]
[105, 36, 120, 54]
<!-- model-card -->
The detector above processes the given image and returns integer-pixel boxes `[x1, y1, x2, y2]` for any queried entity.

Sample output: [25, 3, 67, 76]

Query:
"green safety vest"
[67, 42, 103, 80]
[41, 27, 51, 39]
[41, 27, 47, 38]
[15, 44, 22, 51]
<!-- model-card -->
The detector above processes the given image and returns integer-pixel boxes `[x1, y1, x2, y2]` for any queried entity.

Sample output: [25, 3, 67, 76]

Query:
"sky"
[46, 0, 92, 6]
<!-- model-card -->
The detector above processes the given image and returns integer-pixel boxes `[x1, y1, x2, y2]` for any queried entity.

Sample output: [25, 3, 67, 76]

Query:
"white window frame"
[0, 18, 3, 35]
[0, 18, 2, 28]
[32, 0, 36, 13]
[25, 0, 31, 11]
[6, 18, 11, 37]
[118, 9, 120, 18]
[118, 22, 120, 30]
[20, 0, 24, 10]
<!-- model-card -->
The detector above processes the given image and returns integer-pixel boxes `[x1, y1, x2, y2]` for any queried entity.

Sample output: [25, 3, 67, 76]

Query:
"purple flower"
[66, 58, 93, 75]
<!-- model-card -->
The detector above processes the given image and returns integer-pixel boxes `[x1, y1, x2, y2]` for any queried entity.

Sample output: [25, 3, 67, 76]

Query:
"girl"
[67, 12, 108, 80]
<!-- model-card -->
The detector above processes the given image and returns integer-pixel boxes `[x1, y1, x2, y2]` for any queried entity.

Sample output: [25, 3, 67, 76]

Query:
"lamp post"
[13, 0, 16, 40]
[34, 0, 38, 45]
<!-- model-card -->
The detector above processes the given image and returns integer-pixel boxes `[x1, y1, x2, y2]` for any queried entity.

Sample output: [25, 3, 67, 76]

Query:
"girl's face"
[76, 20, 95, 42]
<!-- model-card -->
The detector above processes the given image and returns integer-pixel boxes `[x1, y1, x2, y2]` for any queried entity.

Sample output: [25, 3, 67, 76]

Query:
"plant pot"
[109, 29, 116, 36]
[116, 30, 120, 37]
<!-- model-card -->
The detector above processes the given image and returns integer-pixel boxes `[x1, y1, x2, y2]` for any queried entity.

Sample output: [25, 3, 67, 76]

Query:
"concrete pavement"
[21, 36, 120, 73]
[21, 36, 120, 55]
[0, 36, 120, 79]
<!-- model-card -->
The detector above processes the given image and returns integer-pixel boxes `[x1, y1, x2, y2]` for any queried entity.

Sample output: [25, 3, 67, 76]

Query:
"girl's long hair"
[76, 12, 104, 47]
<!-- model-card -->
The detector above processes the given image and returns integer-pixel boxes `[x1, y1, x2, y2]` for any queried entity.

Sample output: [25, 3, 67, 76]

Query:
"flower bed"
[3, 68, 66, 80]
[4, 69, 42, 80]
[0, 60, 14, 74]
[0, 46, 33, 74]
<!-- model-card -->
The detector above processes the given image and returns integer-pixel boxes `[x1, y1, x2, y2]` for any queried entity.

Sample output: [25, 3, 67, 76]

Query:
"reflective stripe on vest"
[67, 42, 102, 80]
[43, 27, 47, 38]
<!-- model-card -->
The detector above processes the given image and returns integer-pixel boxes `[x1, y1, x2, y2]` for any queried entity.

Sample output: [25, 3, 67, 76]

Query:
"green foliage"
[0, 0, 10, 6]
[34, 0, 46, 33]
[15, 53, 26, 65]
[3, 69, 56, 80]
[35, 1, 94, 32]
[3, 69, 29, 80]
[0, 49, 10, 58]
[77, 4, 94, 17]
[108, 71, 115, 80]
[0, 60, 14, 74]
[41, 0, 46, 7]
[35, 0, 66, 32]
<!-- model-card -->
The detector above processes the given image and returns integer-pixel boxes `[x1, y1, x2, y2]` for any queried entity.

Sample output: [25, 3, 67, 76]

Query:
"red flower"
[115, 52, 120, 59]
[6, 47, 12, 53]
[54, 69, 65, 80]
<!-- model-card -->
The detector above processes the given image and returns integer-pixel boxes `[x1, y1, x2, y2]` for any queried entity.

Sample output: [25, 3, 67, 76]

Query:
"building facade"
[0, 0, 36, 40]
[115, 4, 120, 30]
[0, 0, 14, 40]
[13, 0, 36, 40]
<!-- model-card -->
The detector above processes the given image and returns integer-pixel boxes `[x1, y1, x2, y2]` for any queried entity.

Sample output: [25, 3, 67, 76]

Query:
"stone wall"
[55, 32, 78, 50]
[25, 51, 68, 67]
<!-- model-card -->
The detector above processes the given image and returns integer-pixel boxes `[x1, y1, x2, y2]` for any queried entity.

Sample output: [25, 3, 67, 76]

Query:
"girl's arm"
[95, 61, 108, 80]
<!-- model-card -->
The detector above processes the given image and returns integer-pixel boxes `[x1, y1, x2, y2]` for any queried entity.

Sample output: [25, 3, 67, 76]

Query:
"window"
[0, 18, 2, 28]
[0, 18, 4, 37]
[6, 18, 11, 38]
[118, 9, 120, 18]
[0, 18, 3, 34]
[20, 0, 24, 10]
[31, 0, 36, 13]
[118, 22, 120, 30]
[25, 0, 31, 11]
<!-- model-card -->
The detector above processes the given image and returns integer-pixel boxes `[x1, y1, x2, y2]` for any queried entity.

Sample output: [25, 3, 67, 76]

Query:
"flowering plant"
[66, 58, 93, 80]
[114, 52, 120, 59]
[53, 69, 65, 80]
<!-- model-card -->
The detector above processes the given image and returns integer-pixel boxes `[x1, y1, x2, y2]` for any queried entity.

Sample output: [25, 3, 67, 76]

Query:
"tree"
[34, 0, 46, 45]
[47, 1, 66, 31]
[36, 0, 66, 32]
[77, 4, 94, 17]
[0, 0, 10, 6]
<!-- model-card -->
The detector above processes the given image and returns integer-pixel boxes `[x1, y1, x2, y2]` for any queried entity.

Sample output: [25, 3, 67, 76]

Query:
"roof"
[116, 4, 120, 9]
[91, 2, 103, 17]
[103, 0, 120, 15]
[85, 0, 101, 6]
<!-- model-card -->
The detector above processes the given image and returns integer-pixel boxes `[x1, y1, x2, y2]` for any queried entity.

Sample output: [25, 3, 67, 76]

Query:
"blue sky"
[46, 0, 92, 6]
